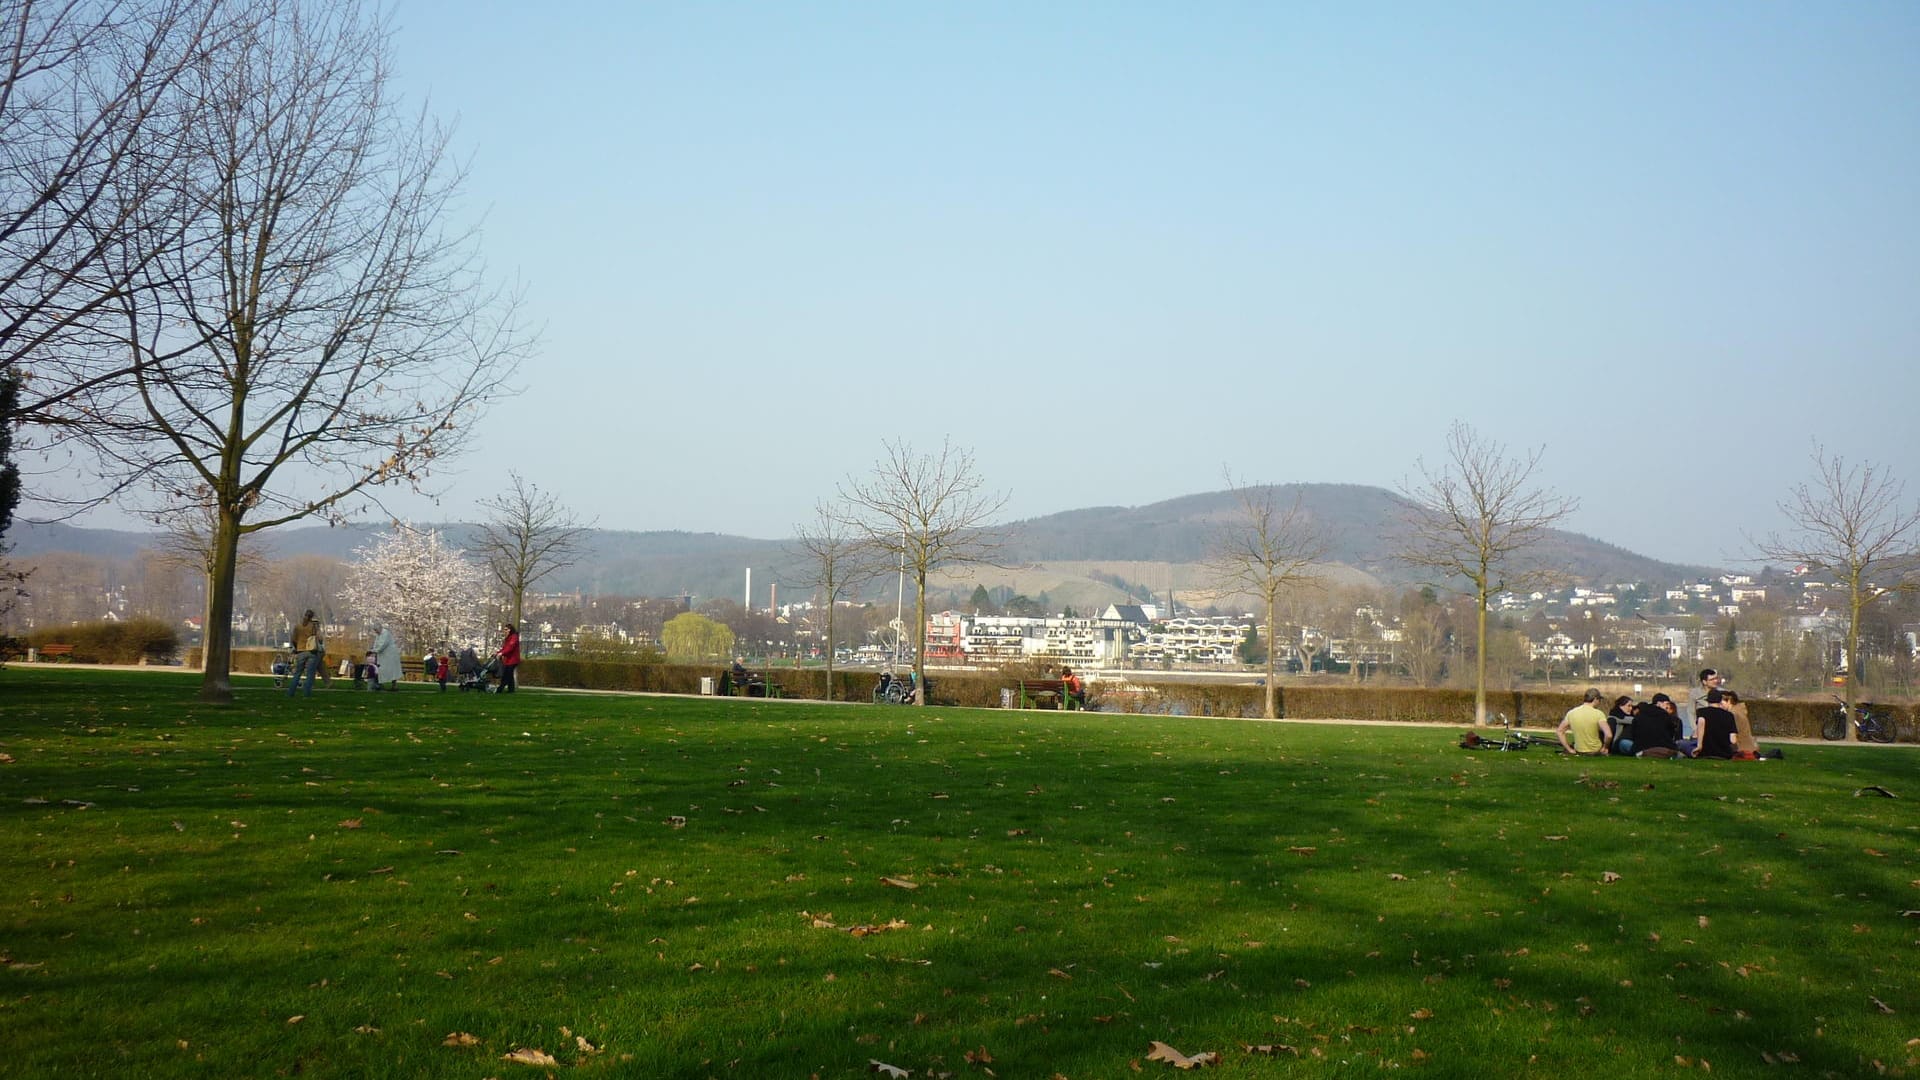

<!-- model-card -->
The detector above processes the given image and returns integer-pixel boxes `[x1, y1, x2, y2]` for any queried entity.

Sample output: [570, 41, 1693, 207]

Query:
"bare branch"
[1396, 421, 1577, 724]
[838, 437, 1009, 701]
[472, 471, 593, 626]
[1203, 471, 1327, 718]
[32, 0, 533, 701]
[1753, 444, 1920, 740]
[789, 498, 883, 694]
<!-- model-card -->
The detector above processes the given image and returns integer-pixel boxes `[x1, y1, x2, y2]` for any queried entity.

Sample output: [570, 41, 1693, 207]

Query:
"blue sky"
[48, 1, 1920, 569]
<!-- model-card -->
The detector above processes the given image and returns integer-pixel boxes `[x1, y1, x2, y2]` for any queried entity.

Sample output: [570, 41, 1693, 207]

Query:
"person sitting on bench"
[1061, 666, 1086, 709]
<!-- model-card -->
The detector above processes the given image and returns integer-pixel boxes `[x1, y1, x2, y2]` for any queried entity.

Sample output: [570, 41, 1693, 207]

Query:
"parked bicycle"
[1460, 713, 1564, 752]
[1822, 698, 1898, 743]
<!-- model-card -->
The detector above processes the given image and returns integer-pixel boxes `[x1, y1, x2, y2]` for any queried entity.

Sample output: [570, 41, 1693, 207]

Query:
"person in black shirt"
[1695, 689, 1739, 759]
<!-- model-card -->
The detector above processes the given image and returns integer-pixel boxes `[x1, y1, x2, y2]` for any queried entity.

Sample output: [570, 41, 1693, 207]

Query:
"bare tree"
[1204, 474, 1326, 718]
[840, 438, 1008, 703]
[2, 0, 221, 441]
[1755, 446, 1920, 741]
[473, 472, 592, 627]
[1397, 421, 1577, 725]
[789, 498, 879, 698]
[61, 0, 528, 702]
[150, 486, 265, 654]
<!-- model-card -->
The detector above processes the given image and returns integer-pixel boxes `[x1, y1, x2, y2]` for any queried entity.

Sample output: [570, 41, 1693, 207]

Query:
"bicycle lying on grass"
[1459, 713, 1566, 752]
[1823, 698, 1898, 743]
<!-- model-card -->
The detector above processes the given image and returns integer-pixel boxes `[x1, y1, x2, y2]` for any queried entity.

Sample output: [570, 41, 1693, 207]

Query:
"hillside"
[8, 483, 1718, 606]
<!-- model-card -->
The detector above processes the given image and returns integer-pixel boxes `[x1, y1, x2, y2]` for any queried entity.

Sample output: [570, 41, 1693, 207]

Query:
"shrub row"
[22, 619, 177, 664]
[144, 652, 1911, 742]
[509, 661, 1911, 742]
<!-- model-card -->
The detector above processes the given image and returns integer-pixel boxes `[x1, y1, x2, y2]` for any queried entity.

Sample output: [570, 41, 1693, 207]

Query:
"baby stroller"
[456, 646, 502, 693]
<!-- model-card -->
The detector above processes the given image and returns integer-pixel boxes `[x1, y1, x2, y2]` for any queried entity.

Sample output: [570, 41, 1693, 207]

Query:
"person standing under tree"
[498, 623, 522, 693]
[287, 610, 324, 697]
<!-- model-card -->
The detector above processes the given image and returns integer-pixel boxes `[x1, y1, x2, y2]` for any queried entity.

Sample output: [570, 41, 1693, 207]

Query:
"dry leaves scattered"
[337, 818, 362, 829]
[869, 1060, 910, 1078]
[503, 1046, 559, 1067]
[880, 876, 920, 890]
[1146, 1040, 1219, 1069]
[1601, 871, 1622, 883]
[442, 1032, 480, 1047]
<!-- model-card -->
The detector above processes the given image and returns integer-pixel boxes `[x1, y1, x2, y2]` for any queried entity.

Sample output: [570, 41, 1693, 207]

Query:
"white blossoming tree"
[338, 526, 493, 655]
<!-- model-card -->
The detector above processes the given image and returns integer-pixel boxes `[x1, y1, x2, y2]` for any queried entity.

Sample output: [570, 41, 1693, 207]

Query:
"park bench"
[724, 670, 786, 699]
[1014, 678, 1082, 710]
[402, 658, 432, 681]
[35, 644, 76, 662]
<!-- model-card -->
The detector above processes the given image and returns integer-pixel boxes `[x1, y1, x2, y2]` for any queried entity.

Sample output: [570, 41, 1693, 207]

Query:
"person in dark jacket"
[1607, 695, 1637, 755]
[1632, 694, 1682, 758]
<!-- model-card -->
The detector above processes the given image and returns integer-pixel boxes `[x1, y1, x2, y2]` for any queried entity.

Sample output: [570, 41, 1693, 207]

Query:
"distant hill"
[7, 484, 1718, 607]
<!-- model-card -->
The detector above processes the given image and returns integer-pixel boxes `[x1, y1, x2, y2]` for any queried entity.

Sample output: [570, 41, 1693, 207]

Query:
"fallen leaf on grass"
[1543, 835, 1568, 841]
[353, 1025, 379, 1034]
[666, 816, 687, 828]
[442, 1032, 480, 1047]
[337, 818, 362, 829]
[964, 1046, 995, 1064]
[503, 1047, 559, 1067]
[1387, 873, 1409, 881]
[1410, 1008, 1433, 1020]
[1286, 847, 1316, 856]
[1871, 996, 1895, 1014]
[1146, 1041, 1218, 1069]
[847, 919, 910, 937]
[1048, 968, 1073, 980]
[880, 876, 919, 890]
[1698, 916, 1711, 929]
[1243, 1044, 1298, 1056]
[869, 1060, 910, 1078]
[575, 1034, 600, 1054]
[1602, 871, 1622, 883]
[286, 1015, 304, 1024]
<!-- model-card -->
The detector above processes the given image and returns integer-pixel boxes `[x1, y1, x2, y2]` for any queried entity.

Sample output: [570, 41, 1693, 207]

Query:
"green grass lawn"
[1, 668, 1915, 1078]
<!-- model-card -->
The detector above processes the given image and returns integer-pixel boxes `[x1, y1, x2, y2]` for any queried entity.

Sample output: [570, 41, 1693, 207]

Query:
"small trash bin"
[1000, 688, 1014, 709]
[700, 676, 716, 695]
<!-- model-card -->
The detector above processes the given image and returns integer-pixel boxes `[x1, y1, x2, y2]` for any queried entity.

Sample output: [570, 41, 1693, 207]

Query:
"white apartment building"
[1126, 616, 1253, 665]
[924, 612, 1138, 668]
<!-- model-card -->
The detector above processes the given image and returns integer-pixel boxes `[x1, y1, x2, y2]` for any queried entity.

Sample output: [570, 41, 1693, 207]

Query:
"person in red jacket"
[498, 623, 521, 693]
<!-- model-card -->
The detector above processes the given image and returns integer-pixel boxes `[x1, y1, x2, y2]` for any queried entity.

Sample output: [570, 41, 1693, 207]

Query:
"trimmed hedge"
[149, 651, 1913, 742]
[507, 661, 1912, 742]
[25, 618, 177, 664]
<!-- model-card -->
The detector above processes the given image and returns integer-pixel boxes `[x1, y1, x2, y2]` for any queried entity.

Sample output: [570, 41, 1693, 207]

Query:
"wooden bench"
[1014, 678, 1082, 710]
[402, 658, 432, 681]
[35, 644, 75, 661]
[724, 670, 785, 698]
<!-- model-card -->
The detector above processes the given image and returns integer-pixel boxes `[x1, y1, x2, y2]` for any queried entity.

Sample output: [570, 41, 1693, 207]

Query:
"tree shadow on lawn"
[4, 679, 1916, 1076]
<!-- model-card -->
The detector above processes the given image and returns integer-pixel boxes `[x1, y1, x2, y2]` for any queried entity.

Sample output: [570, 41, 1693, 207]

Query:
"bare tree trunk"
[201, 506, 242, 702]
[824, 598, 835, 701]
[1474, 597, 1489, 726]
[1263, 591, 1277, 719]
[914, 572, 928, 706]
[1844, 590, 1863, 743]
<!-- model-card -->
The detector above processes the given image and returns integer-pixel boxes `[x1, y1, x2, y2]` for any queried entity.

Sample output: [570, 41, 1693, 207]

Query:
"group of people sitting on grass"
[1557, 668, 1780, 760]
